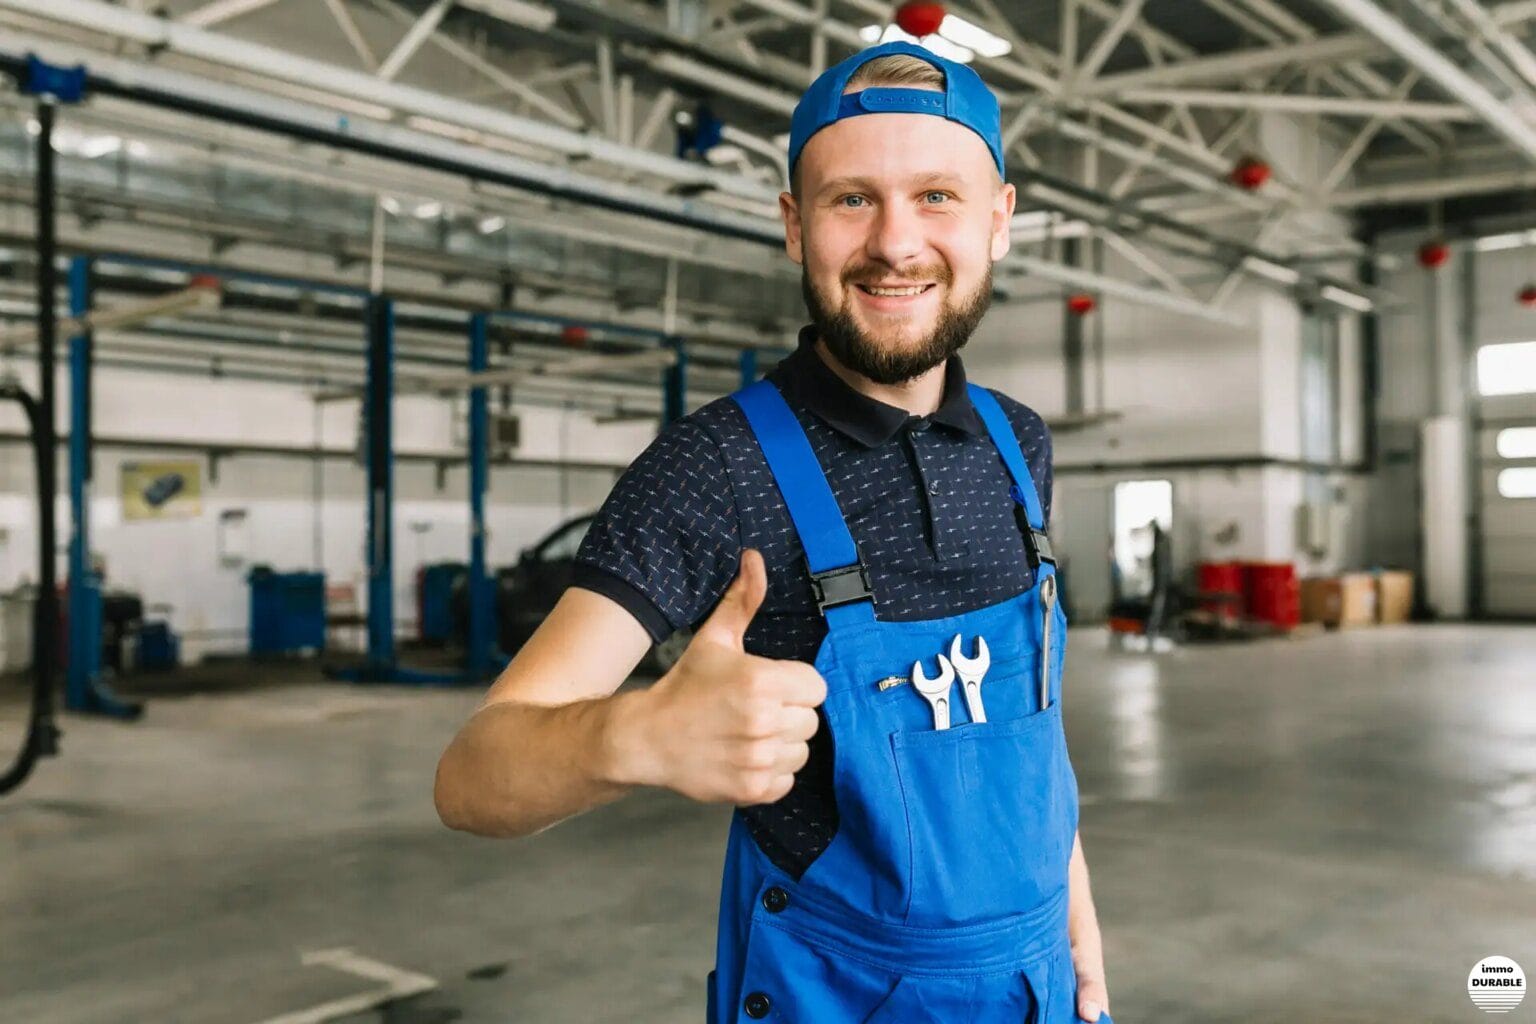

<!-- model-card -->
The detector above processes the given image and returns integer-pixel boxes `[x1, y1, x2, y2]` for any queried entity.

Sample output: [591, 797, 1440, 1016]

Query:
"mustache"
[842, 264, 953, 286]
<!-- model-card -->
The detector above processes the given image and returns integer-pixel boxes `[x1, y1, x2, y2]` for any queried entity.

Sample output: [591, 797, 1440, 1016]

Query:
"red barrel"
[1197, 562, 1247, 622]
[1245, 562, 1300, 630]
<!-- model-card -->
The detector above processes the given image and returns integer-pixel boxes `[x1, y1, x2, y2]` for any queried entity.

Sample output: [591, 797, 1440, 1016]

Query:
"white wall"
[0, 363, 652, 660]
[968, 242, 1370, 618]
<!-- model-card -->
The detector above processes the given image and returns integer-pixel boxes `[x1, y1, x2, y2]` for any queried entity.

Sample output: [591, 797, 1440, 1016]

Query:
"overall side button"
[744, 991, 772, 1018]
[761, 886, 789, 913]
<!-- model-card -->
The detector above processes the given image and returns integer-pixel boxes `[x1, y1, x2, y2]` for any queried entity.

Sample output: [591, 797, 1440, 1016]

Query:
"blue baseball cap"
[787, 40, 1005, 180]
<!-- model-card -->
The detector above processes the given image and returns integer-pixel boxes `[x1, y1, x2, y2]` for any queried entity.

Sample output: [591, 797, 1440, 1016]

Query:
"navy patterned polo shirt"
[573, 326, 1053, 878]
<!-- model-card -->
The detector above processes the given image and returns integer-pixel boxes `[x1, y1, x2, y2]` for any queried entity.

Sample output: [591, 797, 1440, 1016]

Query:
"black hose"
[0, 379, 61, 795]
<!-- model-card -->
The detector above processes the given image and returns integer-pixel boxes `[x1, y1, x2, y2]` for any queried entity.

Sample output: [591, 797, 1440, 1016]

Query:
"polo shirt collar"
[767, 325, 985, 447]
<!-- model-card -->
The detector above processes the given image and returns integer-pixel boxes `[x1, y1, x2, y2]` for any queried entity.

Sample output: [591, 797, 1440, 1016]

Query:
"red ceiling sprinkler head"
[1417, 240, 1451, 270]
[560, 324, 589, 347]
[1520, 284, 1536, 308]
[1067, 293, 1096, 316]
[1229, 155, 1271, 191]
[894, 0, 947, 37]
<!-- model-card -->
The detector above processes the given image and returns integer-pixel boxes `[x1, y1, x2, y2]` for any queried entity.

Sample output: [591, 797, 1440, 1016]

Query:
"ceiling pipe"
[0, 0, 779, 202]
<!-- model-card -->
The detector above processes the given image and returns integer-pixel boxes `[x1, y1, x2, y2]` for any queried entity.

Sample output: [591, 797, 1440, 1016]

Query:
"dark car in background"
[456, 513, 689, 675]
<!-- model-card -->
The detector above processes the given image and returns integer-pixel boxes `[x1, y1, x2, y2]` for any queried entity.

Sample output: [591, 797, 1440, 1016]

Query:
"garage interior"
[1, 0, 1534, 1021]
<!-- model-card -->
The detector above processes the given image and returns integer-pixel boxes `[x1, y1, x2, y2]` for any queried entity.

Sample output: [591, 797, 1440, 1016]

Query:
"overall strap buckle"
[808, 560, 873, 613]
[1009, 482, 1056, 574]
[1025, 528, 1056, 573]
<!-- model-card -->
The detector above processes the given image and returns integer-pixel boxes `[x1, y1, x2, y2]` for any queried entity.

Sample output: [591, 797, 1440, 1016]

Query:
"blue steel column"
[662, 336, 688, 424]
[364, 296, 395, 675]
[466, 312, 492, 679]
[66, 257, 95, 710]
[738, 348, 757, 389]
[65, 258, 139, 718]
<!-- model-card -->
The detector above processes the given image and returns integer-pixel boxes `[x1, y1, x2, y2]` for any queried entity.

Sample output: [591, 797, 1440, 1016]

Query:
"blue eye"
[841, 195, 867, 208]
[925, 191, 950, 204]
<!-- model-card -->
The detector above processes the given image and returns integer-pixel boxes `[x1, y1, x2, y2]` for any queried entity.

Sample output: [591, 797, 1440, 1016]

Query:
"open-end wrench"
[1039, 574, 1058, 710]
[910, 655, 956, 731]
[948, 634, 990, 724]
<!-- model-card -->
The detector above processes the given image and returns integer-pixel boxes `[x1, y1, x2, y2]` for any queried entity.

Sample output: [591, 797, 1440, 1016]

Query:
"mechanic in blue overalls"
[435, 39, 1113, 1024]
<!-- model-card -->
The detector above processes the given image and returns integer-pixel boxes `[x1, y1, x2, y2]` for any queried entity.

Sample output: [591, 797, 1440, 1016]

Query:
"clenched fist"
[606, 549, 827, 806]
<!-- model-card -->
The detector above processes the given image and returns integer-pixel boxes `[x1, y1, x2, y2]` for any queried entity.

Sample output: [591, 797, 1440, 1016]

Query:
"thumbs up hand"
[607, 549, 828, 806]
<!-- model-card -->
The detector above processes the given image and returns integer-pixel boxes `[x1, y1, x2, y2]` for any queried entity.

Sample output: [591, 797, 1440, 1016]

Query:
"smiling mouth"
[855, 283, 936, 297]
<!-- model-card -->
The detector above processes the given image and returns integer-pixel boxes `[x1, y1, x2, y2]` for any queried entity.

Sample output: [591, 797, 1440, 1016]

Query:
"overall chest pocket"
[890, 701, 1078, 927]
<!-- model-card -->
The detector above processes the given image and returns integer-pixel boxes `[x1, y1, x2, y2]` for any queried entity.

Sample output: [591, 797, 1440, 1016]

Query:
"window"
[1477, 340, 1536, 396]
[1497, 467, 1536, 499]
[1496, 427, 1536, 459]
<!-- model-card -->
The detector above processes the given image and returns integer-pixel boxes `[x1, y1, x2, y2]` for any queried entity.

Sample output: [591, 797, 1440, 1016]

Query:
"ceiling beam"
[180, 0, 284, 28]
[1313, 0, 1536, 164]
[1119, 88, 1478, 121]
[376, 0, 453, 81]
[1086, 0, 1536, 96]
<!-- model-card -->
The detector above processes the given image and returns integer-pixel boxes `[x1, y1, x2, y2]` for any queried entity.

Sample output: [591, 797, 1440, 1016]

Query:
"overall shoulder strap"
[732, 380, 875, 624]
[966, 383, 1056, 574]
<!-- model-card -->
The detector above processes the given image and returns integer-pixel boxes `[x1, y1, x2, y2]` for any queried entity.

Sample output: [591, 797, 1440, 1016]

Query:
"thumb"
[697, 549, 767, 649]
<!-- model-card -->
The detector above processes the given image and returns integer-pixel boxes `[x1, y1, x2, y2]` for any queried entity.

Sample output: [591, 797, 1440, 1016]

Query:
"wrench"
[948, 633, 990, 724]
[1039, 574, 1058, 710]
[910, 655, 956, 730]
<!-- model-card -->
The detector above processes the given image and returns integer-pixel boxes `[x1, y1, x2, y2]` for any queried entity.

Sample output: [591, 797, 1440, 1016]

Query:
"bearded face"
[782, 108, 1014, 386]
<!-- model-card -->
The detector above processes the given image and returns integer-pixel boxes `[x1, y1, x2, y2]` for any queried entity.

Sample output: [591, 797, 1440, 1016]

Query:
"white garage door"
[1476, 341, 1536, 619]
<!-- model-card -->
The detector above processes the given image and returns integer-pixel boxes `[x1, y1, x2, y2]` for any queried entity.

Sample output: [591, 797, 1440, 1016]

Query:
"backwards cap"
[787, 40, 1005, 179]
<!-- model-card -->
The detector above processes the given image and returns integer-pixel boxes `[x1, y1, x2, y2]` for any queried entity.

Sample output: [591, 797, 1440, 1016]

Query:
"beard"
[801, 260, 993, 386]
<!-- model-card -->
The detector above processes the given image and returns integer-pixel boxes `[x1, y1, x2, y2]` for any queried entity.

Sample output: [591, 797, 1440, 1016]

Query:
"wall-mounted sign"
[122, 460, 202, 520]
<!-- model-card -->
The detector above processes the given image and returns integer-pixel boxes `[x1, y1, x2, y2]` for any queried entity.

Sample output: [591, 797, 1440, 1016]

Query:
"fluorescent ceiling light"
[414, 200, 443, 218]
[1244, 257, 1301, 286]
[704, 143, 746, 166]
[380, 196, 403, 215]
[861, 24, 975, 64]
[77, 135, 122, 159]
[127, 140, 152, 159]
[457, 0, 556, 32]
[478, 215, 506, 234]
[1319, 284, 1374, 313]
[1474, 228, 1536, 252]
[937, 14, 1011, 58]
[24, 118, 40, 137]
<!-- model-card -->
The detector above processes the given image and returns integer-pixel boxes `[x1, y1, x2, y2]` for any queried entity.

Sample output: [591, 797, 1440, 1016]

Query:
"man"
[435, 40, 1113, 1023]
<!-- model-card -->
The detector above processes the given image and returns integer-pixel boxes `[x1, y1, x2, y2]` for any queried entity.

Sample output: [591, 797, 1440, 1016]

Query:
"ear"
[779, 190, 804, 265]
[990, 180, 1016, 262]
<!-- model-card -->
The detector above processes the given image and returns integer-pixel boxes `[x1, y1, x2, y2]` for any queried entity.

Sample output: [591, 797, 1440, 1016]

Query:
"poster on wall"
[121, 460, 203, 520]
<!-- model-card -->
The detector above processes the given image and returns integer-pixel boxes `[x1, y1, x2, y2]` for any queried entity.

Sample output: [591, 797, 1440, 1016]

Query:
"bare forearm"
[434, 690, 646, 839]
[1067, 830, 1106, 982]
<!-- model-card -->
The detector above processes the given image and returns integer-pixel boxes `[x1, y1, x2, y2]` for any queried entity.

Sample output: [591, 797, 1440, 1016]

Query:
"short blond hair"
[791, 54, 946, 196]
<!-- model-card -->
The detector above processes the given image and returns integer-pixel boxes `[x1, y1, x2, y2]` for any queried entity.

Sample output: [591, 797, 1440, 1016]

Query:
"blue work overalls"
[706, 379, 1110, 1024]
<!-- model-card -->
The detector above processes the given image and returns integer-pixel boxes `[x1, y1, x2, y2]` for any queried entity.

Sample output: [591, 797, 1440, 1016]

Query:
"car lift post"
[739, 349, 757, 389]
[466, 312, 493, 681]
[363, 295, 396, 678]
[662, 336, 687, 425]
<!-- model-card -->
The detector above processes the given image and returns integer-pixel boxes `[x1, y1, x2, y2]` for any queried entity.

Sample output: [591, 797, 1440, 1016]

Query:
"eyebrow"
[814, 172, 968, 199]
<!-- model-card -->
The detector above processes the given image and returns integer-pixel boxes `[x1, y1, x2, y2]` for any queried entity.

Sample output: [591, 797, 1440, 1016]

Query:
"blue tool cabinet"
[248, 569, 326, 655]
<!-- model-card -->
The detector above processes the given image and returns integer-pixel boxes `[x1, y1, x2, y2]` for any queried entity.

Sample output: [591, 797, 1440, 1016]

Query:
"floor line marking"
[251, 947, 439, 1024]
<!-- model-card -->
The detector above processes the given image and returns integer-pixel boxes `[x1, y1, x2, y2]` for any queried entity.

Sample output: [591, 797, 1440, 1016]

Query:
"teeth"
[864, 285, 927, 296]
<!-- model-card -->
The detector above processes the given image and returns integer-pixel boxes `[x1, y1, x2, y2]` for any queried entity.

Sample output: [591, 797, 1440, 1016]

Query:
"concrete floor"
[2, 624, 1534, 1023]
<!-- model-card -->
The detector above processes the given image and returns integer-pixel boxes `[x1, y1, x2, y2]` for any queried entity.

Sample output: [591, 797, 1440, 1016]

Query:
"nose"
[864, 201, 926, 270]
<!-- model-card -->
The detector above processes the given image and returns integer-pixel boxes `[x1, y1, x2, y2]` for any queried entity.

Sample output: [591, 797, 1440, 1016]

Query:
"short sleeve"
[573, 418, 742, 643]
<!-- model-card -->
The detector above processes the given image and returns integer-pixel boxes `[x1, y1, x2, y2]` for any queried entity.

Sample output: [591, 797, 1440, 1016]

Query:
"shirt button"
[762, 886, 789, 913]
[744, 992, 772, 1018]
